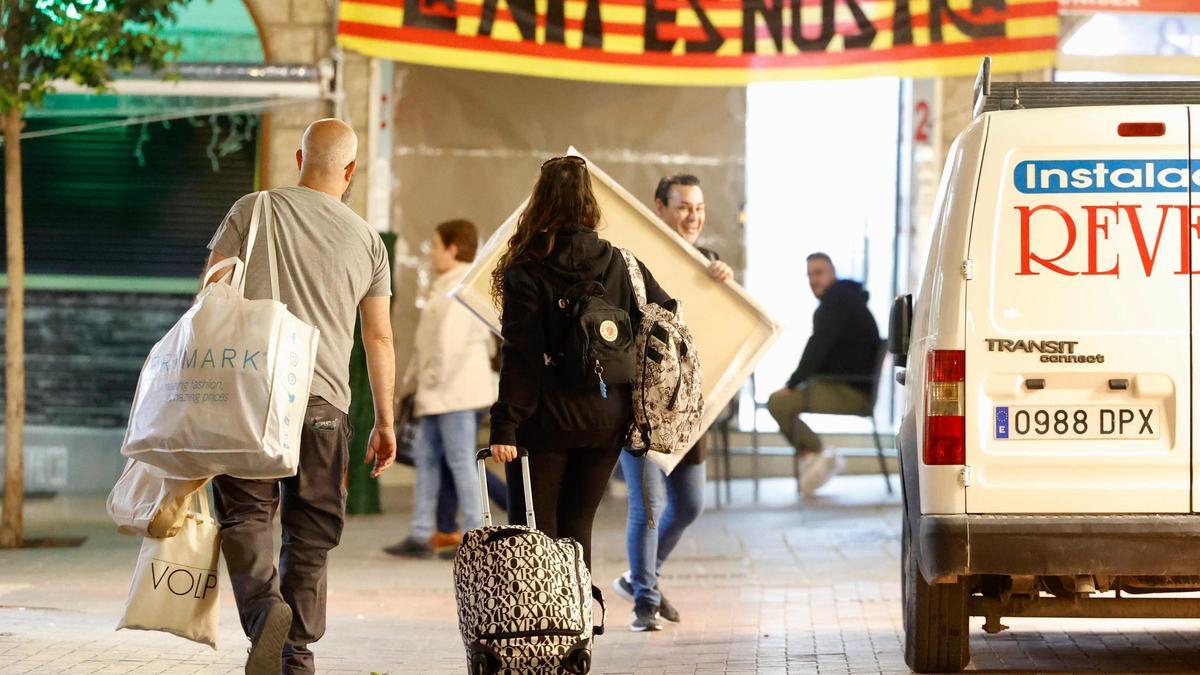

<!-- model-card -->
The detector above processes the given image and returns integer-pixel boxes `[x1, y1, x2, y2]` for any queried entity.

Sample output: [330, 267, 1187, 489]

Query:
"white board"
[452, 148, 781, 473]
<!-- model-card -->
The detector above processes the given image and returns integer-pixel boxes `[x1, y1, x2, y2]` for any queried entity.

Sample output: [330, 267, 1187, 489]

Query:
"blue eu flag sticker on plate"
[995, 406, 1009, 439]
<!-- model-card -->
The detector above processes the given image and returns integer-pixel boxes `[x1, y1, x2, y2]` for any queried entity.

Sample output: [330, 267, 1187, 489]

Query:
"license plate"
[994, 406, 1160, 440]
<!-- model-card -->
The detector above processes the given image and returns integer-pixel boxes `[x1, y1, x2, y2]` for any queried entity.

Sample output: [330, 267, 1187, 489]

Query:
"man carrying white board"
[202, 119, 397, 675]
[612, 174, 733, 632]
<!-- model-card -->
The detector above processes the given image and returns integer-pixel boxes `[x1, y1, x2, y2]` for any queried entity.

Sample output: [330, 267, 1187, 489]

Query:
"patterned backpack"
[454, 449, 605, 675]
[617, 249, 704, 457]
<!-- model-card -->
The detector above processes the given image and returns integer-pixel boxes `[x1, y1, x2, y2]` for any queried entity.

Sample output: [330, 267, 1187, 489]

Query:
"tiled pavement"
[2, 475, 1200, 674]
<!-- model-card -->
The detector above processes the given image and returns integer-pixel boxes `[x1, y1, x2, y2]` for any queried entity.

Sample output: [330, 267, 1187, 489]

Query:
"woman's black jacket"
[489, 227, 671, 451]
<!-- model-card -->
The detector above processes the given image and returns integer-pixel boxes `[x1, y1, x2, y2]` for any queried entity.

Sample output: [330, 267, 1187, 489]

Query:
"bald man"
[203, 119, 397, 675]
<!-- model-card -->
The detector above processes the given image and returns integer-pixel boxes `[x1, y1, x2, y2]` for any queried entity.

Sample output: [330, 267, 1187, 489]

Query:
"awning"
[15, 63, 331, 142]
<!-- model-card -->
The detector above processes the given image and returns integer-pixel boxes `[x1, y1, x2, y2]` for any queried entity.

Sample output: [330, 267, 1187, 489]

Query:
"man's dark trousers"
[213, 397, 349, 674]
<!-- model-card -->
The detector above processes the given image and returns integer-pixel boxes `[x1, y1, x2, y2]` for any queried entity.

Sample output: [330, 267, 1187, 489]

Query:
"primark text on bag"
[121, 191, 320, 480]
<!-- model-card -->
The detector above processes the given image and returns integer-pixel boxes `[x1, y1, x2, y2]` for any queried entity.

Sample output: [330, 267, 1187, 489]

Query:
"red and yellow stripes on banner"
[1060, 0, 1200, 13]
[337, 0, 1058, 86]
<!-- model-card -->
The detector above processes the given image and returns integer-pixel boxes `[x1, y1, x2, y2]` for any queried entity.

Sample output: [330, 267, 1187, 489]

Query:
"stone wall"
[244, 0, 375, 220]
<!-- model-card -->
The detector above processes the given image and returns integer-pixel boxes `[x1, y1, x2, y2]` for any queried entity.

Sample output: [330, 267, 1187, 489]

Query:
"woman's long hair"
[490, 157, 601, 310]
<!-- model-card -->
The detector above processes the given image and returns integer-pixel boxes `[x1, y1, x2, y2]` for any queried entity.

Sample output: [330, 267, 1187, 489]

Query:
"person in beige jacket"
[385, 220, 496, 558]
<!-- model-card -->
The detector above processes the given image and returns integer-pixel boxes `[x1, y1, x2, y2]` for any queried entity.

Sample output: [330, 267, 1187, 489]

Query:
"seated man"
[768, 252, 880, 495]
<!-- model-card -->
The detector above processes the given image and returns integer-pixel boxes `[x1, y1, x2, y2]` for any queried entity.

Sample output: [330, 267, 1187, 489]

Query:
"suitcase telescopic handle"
[475, 447, 535, 530]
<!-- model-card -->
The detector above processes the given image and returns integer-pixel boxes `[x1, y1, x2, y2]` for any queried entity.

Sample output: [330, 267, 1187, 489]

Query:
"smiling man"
[611, 173, 732, 633]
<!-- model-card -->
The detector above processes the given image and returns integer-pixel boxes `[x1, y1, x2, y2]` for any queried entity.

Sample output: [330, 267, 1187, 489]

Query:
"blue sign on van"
[1015, 159, 1200, 194]
[995, 406, 1010, 439]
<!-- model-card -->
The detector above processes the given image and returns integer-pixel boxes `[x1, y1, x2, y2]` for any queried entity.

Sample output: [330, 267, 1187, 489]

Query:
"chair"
[705, 398, 737, 508]
[751, 340, 892, 495]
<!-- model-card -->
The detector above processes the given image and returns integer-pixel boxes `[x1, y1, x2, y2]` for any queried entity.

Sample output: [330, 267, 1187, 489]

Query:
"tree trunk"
[1, 107, 24, 549]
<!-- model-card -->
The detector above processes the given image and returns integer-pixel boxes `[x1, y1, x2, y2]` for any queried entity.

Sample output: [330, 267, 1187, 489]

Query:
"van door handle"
[895, 369, 906, 385]
[1025, 378, 1045, 390]
[1108, 379, 1129, 391]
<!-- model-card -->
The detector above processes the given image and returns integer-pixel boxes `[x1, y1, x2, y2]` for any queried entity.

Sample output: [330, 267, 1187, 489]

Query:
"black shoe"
[630, 601, 662, 632]
[612, 573, 635, 603]
[384, 536, 434, 558]
[657, 592, 681, 623]
[246, 601, 291, 675]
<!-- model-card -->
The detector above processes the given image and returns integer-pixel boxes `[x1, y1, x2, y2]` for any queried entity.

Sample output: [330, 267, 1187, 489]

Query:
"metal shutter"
[1, 114, 259, 278]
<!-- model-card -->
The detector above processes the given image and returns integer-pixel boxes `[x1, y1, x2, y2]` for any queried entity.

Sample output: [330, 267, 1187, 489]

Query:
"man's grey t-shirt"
[208, 186, 391, 414]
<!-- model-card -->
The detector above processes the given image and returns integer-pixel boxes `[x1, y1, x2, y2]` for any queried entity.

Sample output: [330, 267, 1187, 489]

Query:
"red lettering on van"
[1128, 205, 1171, 276]
[1082, 205, 1121, 276]
[1018, 204, 1077, 276]
[1018, 204, 1200, 277]
[1171, 205, 1200, 275]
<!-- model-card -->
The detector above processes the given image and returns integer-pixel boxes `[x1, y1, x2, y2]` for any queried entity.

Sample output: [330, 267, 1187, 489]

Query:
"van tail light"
[925, 350, 965, 465]
[1118, 122, 1166, 137]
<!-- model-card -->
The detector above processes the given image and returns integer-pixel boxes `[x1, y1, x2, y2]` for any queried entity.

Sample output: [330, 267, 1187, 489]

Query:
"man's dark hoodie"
[786, 279, 880, 393]
[490, 226, 671, 451]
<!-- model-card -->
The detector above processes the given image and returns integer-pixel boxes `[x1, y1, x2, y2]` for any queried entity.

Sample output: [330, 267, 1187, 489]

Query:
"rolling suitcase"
[453, 448, 606, 675]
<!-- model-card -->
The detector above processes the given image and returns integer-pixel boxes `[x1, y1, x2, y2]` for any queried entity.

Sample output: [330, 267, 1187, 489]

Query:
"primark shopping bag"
[117, 489, 222, 649]
[121, 191, 320, 480]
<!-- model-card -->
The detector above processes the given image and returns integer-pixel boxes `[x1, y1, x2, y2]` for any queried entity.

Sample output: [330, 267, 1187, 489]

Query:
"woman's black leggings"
[505, 444, 623, 570]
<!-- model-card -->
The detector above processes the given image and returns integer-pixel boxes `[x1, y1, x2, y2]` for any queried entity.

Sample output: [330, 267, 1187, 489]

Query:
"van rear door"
[1192, 106, 1200, 514]
[965, 106, 1191, 514]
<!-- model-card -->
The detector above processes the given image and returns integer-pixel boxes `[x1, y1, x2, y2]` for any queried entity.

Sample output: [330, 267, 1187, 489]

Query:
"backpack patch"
[549, 279, 635, 396]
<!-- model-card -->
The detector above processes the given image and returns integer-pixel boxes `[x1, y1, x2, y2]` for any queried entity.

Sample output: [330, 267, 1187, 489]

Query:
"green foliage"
[0, 0, 193, 114]
[346, 232, 397, 516]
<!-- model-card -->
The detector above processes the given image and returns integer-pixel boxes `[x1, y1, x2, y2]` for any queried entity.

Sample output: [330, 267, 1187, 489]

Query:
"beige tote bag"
[117, 488, 222, 648]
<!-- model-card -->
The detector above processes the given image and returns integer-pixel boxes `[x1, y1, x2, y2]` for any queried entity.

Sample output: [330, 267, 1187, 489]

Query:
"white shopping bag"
[117, 489, 222, 649]
[121, 191, 320, 480]
[107, 459, 208, 538]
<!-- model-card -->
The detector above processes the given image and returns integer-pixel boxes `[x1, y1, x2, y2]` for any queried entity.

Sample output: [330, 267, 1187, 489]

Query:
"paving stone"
[4, 477, 1200, 672]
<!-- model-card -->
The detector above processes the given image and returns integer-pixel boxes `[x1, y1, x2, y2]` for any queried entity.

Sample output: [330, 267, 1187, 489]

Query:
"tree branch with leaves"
[0, 0, 192, 548]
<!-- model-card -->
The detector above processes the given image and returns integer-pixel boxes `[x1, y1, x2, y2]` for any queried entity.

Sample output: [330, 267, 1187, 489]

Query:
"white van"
[890, 59, 1200, 673]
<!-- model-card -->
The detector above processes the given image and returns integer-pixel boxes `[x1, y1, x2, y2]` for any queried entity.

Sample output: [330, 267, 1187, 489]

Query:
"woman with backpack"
[488, 155, 671, 570]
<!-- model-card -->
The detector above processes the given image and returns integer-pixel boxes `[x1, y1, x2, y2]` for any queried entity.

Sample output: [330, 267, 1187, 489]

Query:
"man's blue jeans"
[410, 411, 482, 540]
[620, 451, 705, 606]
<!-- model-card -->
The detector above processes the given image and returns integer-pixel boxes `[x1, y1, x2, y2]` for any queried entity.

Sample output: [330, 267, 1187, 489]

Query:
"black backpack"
[548, 279, 636, 397]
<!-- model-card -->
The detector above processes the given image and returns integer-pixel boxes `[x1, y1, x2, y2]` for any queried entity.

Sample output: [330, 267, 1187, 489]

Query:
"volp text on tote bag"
[117, 488, 222, 649]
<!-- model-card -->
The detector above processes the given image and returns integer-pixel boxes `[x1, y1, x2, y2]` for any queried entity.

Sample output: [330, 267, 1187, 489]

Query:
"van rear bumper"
[919, 514, 1200, 580]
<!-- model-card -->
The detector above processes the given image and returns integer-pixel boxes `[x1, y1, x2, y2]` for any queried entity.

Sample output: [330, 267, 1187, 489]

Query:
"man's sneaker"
[246, 601, 291, 675]
[612, 571, 635, 603]
[630, 601, 662, 632]
[431, 531, 463, 549]
[383, 536, 434, 559]
[616, 571, 679, 622]
[657, 592, 681, 623]
[796, 451, 822, 491]
[800, 449, 845, 496]
[432, 531, 463, 559]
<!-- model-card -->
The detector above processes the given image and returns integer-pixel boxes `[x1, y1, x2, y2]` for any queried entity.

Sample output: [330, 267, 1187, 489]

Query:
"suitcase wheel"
[469, 651, 494, 675]
[564, 649, 591, 674]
